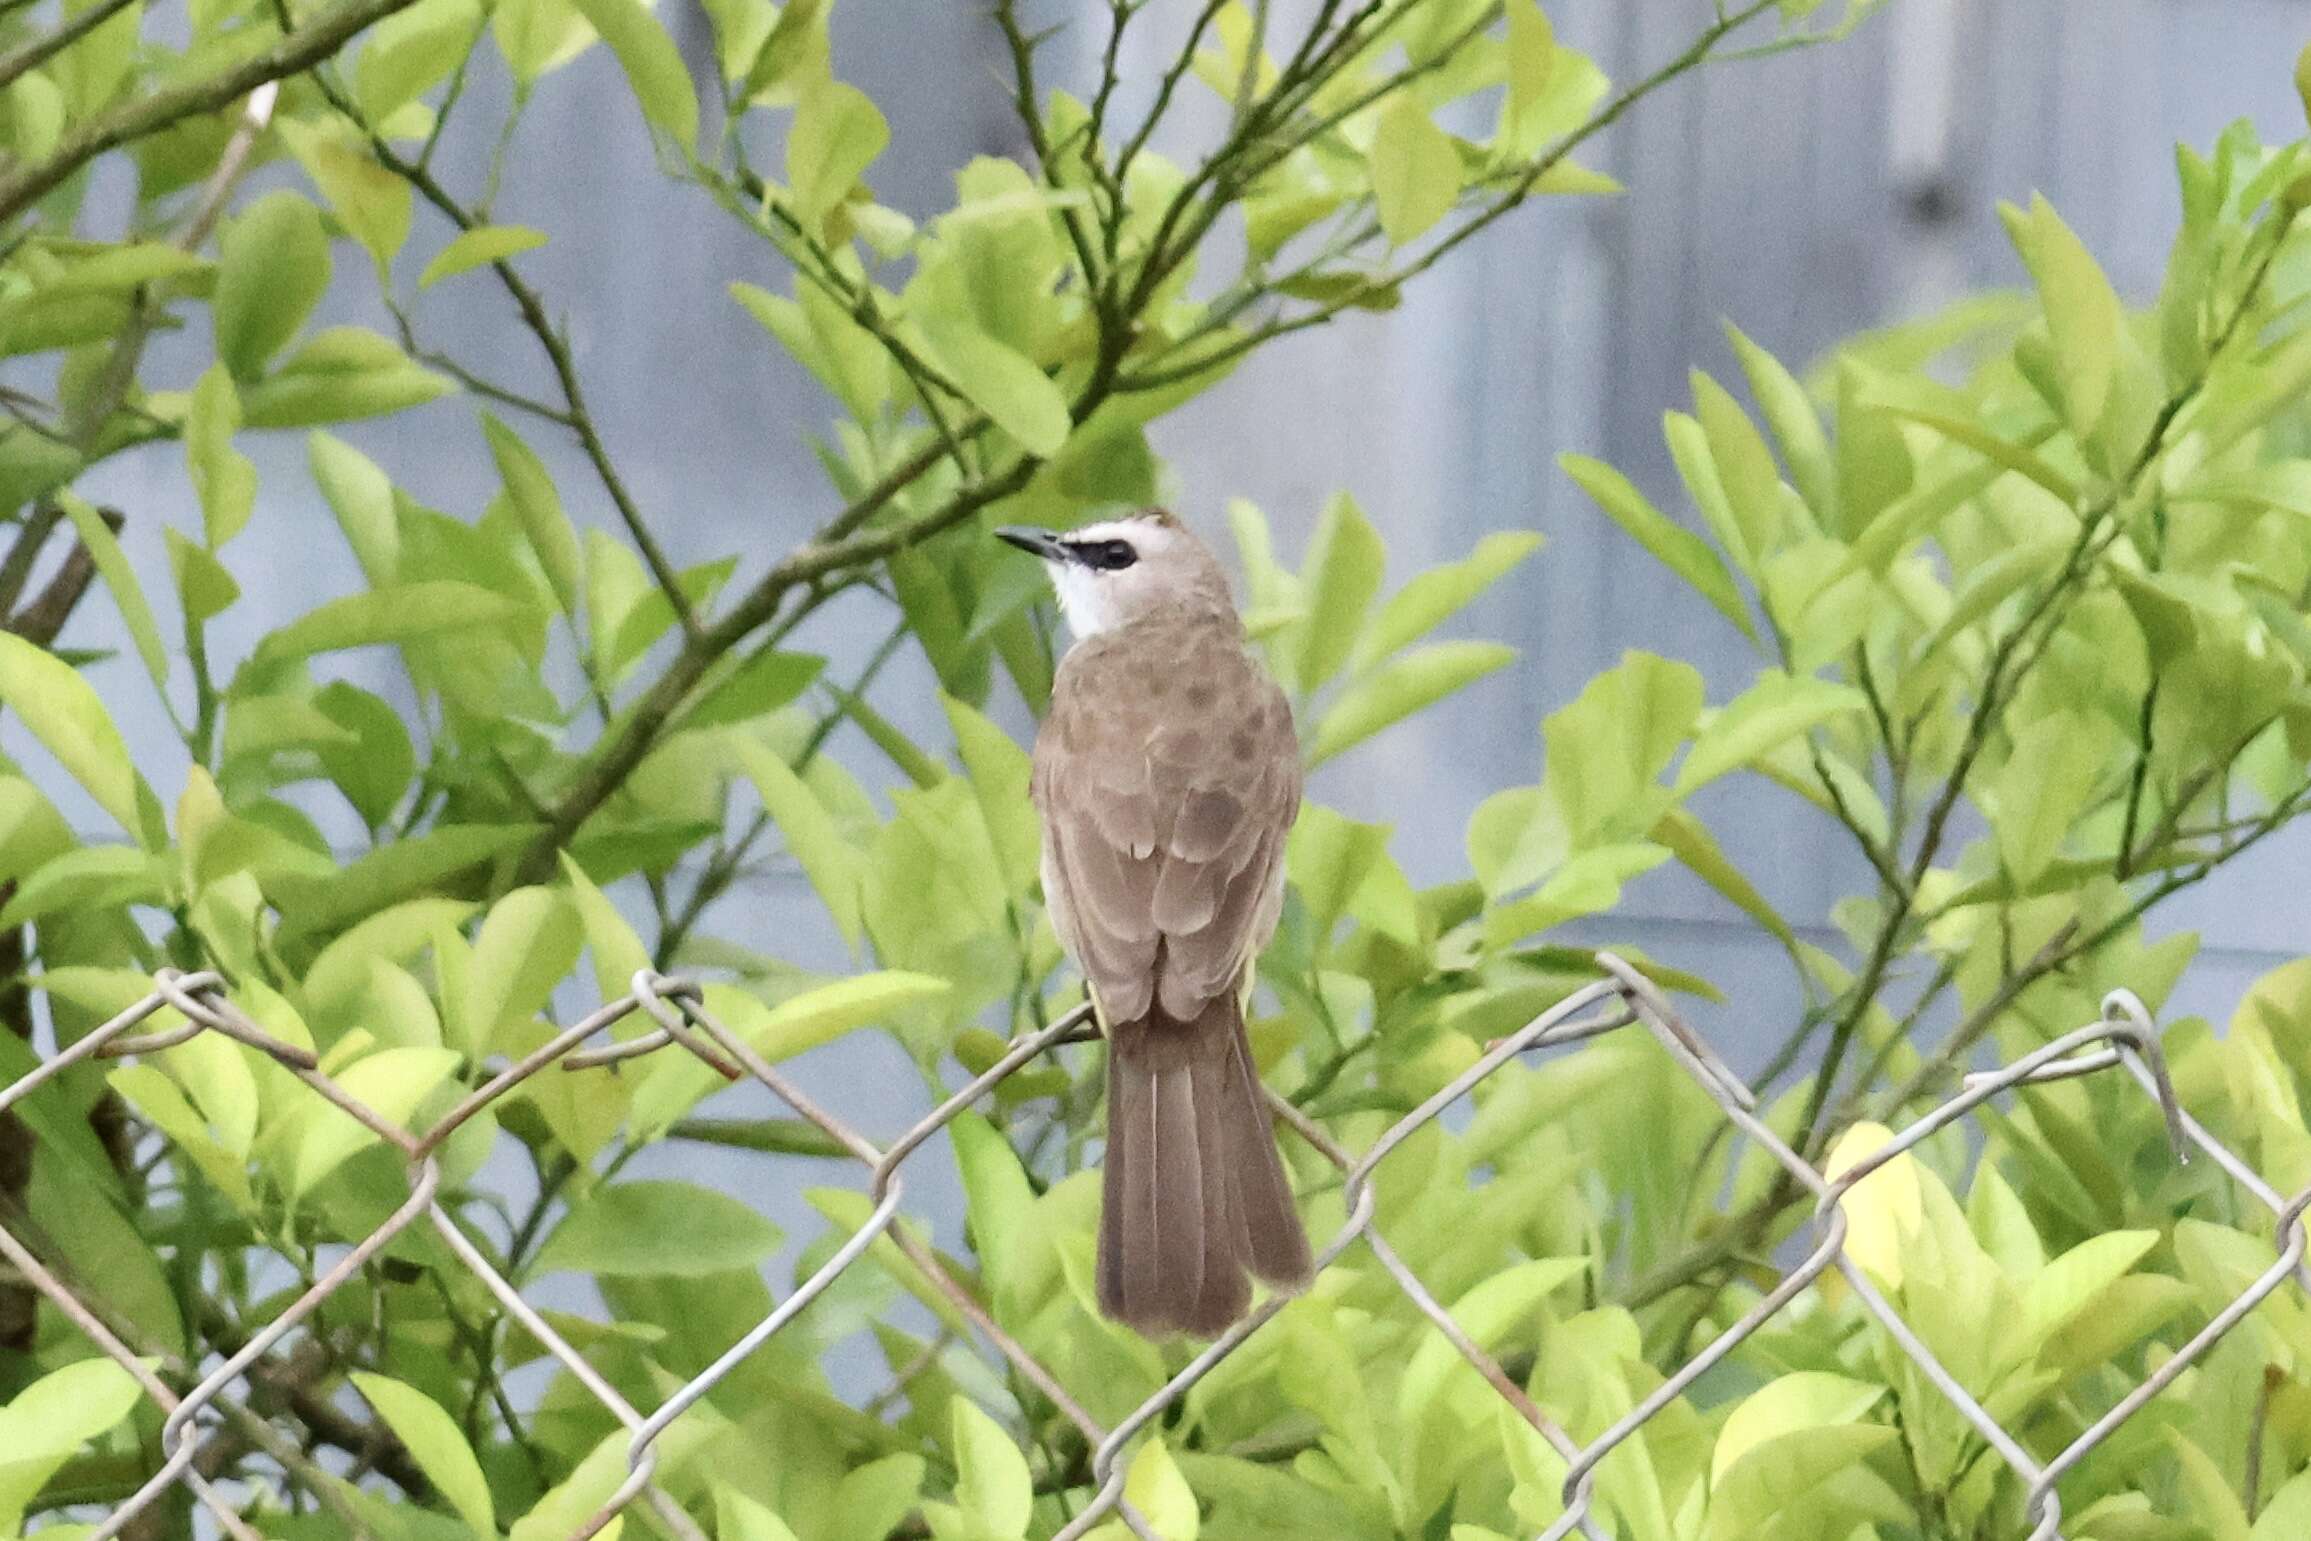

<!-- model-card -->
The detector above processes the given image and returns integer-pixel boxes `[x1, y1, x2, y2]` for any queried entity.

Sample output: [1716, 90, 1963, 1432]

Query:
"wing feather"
[1034, 618, 1299, 1022]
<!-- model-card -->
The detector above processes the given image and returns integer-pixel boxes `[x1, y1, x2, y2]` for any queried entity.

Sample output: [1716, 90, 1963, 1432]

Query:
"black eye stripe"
[1063, 538, 1138, 570]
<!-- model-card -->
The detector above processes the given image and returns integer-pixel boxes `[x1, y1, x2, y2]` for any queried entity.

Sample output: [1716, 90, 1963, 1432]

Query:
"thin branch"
[296, 67, 700, 640]
[0, 0, 425, 224]
[509, 453, 1041, 887]
[0, 0, 139, 95]
[1119, 0, 1788, 392]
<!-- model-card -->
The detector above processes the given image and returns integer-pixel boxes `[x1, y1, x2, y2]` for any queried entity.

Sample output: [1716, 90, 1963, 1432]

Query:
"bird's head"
[996, 510, 1234, 639]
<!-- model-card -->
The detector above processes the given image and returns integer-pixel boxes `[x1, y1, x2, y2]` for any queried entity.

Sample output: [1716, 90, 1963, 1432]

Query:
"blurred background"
[47, 0, 2311, 1332]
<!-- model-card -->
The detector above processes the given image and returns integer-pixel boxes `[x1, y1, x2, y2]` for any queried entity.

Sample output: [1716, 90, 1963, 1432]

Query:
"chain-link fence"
[1, 952, 2302, 1540]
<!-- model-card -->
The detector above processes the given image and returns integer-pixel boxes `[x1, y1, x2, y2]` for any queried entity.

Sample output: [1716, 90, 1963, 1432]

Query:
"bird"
[997, 510, 1315, 1337]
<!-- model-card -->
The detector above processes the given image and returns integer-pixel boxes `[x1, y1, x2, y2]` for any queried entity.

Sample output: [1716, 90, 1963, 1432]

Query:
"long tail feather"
[1097, 993, 1310, 1336]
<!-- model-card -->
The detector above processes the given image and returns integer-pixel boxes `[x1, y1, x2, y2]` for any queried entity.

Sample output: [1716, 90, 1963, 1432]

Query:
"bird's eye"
[1070, 539, 1138, 571]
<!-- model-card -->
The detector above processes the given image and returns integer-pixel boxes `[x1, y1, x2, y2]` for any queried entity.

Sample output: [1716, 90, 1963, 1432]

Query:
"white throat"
[1049, 561, 1116, 639]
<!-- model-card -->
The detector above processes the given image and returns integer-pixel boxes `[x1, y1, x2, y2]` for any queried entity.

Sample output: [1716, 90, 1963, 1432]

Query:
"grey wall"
[22, 1, 2311, 1320]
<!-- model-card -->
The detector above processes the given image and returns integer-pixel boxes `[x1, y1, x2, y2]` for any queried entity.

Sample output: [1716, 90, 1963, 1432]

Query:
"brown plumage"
[1006, 512, 1315, 1338]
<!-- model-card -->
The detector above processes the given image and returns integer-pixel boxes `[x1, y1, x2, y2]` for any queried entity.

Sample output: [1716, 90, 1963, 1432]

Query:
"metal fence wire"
[2, 951, 2304, 1541]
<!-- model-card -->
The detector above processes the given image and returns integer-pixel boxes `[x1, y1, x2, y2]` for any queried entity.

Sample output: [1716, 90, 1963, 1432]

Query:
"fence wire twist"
[0, 952, 2301, 1540]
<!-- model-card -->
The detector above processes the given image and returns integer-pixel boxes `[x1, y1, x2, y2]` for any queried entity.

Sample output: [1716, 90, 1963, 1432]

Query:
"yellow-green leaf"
[255, 581, 531, 661]
[187, 363, 255, 549]
[1370, 96, 1461, 245]
[421, 224, 548, 288]
[735, 737, 863, 950]
[571, 0, 698, 153]
[1561, 454, 1753, 638]
[1310, 641, 1515, 765]
[57, 492, 164, 689]
[1824, 1121, 1920, 1287]
[918, 314, 1069, 456]
[788, 76, 887, 230]
[350, 1373, 496, 1537]
[0, 631, 151, 840]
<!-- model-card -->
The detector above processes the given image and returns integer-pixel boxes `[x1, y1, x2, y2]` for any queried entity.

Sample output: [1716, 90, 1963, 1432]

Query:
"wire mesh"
[0, 952, 2300, 1541]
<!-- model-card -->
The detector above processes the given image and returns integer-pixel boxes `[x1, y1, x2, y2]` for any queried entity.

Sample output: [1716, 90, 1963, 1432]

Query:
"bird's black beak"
[995, 525, 1069, 561]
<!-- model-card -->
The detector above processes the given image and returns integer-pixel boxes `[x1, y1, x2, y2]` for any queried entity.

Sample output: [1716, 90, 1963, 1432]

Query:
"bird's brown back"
[1031, 603, 1301, 1029]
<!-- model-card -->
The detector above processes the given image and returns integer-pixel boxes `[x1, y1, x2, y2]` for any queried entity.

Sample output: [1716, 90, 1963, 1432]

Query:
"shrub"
[4, 1, 2311, 1539]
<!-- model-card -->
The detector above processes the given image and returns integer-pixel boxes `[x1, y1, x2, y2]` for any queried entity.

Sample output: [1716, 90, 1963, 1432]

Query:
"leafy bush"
[4, 1, 2311, 1539]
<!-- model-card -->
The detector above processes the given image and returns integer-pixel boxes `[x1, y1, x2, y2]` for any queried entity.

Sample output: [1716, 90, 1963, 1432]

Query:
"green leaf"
[1561, 454, 1753, 638]
[1542, 650, 1704, 844]
[186, 363, 256, 548]
[2017, 1229, 2158, 1351]
[559, 851, 652, 1003]
[463, 886, 583, 1058]
[57, 493, 163, 690]
[1652, 807, 1795, 950]
[1691, 371, 1789, 565]
[1309, 640, 1516, 764]
[2254, 1469, 2311, 1540]
[1482, 840, 1667, 946]
[309, 431, 401, 585]
[275, 825, 536, 940]
[1097, 1442, 1199, 1541]
[421, 224, 548, 288]
[280, 1046, 461, 1194]
[1502, 2, 1557, 151]
[491, 0, 588, 85]
[1370, 96, 1461, 245]
[240, 327, 454, 429]
[166, 530, 241, 626]
[303, 897, 479, 1010]
[918, 313, 1069, 456]
[0, 844, 165, 925]
[312, 682, 417, 830]
[356, 0, 485, 122]
[1295, 491, 1387, 693]
[1286, 804, 1390, 943]
[788, 76, 888, 231]
[749, 971, 950, 1059]
[1397, 1258, 1587, 1430]
[507, 1414, 721, 1541]
[828, 1455, 926, 1541]
[715, 1484, 801, 1541]
[735, 737, 864, 950]
[350, 1373, 497, 1538]
[1725, 323, 1834, 517]
[108, 1062, 252, 1206]
[572, 0, 699, 154]
[1674, 671, 1867, 794]
[2000, 193, 2124, 442]
[949, 1396, 1032, 1538]
[1989, 710, 2102, 887]
[0, 429, 79, 513]
[1352, 530, 1543, 670]
[254, 581, 531, 661]
[481, 413, 583, 616]
[0, 631, 152, 841]
[941, 694, 1040, 894]
[952, 1112, 1034, 1311]
[278, 120, 413, 278]
[1703, 1425, 1896, 1541]
[536, 1179, 782, 1278]
[213, 190, 329, 379]
[1709, 1373, 1886, 1484]
[1861, 375, 2081, 507]
[2172, 1432, 2251, 1541]
[731, 279, 890, 421]
[0, 1359, 146, 1529]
